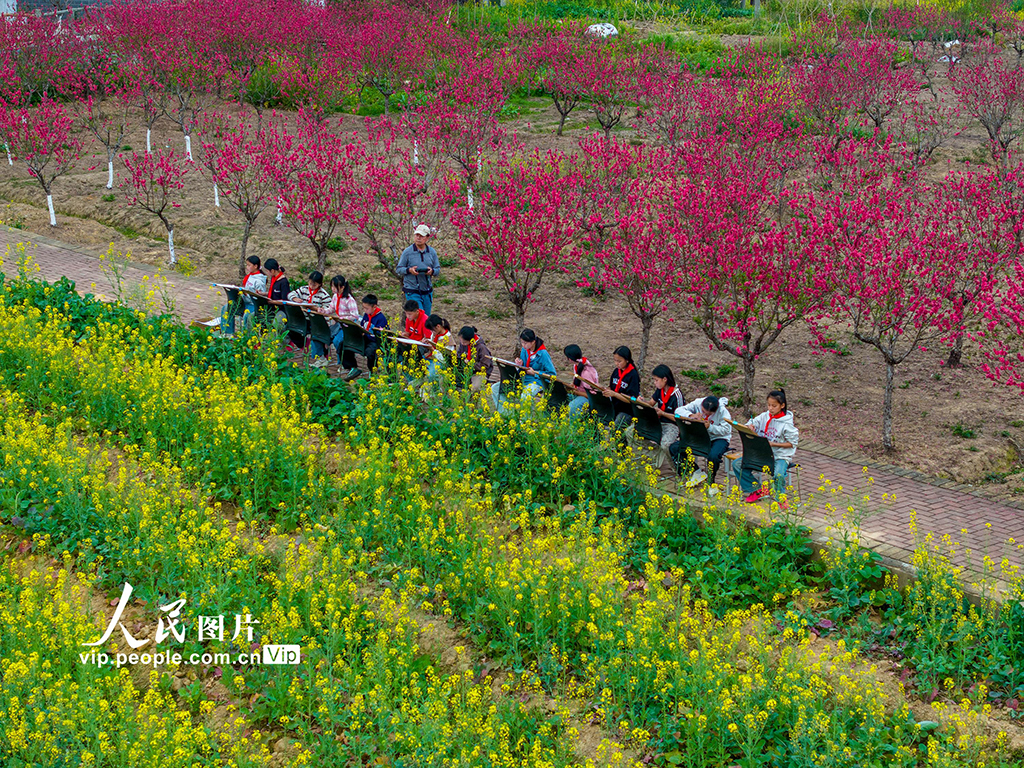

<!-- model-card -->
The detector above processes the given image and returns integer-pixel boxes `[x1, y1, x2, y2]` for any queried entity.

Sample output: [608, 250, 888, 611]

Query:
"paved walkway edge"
[801, 439, 1024, 513]
[654, 481, 1015, 605]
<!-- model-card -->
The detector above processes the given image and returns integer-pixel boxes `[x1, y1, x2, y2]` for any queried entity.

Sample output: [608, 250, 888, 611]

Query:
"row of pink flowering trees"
[2, 1, 1021, 210]
[0, 2, 1022, 450]
[2, 96, 1023, 451]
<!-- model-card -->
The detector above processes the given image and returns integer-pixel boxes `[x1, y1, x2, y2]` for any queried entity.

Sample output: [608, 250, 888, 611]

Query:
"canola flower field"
[0, 249, 1022, 767]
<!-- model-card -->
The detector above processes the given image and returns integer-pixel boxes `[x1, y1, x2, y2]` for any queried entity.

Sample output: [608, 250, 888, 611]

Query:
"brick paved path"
[791, 442, 1023, 570]
[0, 227, 224, 323]
[656, 436, 1023, 576]
[4, 226, 1023, 575]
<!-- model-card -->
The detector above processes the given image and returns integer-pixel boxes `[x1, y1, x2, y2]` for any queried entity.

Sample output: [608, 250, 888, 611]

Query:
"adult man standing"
[396, 223, 441, 314]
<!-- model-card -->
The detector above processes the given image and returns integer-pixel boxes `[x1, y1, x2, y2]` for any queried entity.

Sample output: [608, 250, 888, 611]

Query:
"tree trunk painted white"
[213, 182, 220, 208]
[413, 139, 419, 165]
[276, 198, 283, 225]
[467, 185, 474, 210]
[5, 144, 11, 166]
[882, 360, 895, 451]
[46, 194, 56, 227]
[106, 160, 114, 189]
[184, 134, 193, 161]
[146, 128, 152, 154]
[167, 228, 176, 264]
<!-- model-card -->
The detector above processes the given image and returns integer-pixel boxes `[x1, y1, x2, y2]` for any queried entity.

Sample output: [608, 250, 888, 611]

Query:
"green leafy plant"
[821, 338, 851, 356]
[951, 423, 978, 439]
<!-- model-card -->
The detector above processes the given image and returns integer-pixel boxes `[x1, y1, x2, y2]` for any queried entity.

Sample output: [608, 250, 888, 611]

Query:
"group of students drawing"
[219, 256, 491, 384]
[219, 259, 799, 504]
[498, 328, 800, 506]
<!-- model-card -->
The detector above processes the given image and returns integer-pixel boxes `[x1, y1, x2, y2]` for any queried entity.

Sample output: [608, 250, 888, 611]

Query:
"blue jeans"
[331, 328, 357, 368]
[331, 329, 343, 361]
[220, 298, 256, 336]
[671, 437, 729, 483]
[734, 457, 789, 495]
[404, 291, 432, 314]
[426, 357, 444, 381]
[567, 394, 590, 417]
[310, 338, 328, 358]
[491, 380, 543, 414]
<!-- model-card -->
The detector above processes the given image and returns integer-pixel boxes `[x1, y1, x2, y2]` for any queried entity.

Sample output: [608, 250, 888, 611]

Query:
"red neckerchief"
[462, 335, 478, 362]
[613, 363, 635, 393]
[573, 357, 589, 384]
[526, 344, 546, 369]
[658, 386, 675, 410]
[268, 273, 281, 297]
[363, 306, 380, 330]
[762, 410, 785, 438]
[243, 271, 258, 287]
[426, 328, 446, 357]
[332, 294, 341, 315]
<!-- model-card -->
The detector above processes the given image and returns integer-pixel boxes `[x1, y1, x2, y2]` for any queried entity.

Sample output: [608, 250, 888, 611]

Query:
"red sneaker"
[744, 490, 764, 503]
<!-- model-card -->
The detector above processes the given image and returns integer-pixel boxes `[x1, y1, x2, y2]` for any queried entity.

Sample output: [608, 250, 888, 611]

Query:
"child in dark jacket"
[601, 346, 641, 431]
[644, 364, 683, 470]
[455, 326, 494, 392]
[344, 294, 389, 380]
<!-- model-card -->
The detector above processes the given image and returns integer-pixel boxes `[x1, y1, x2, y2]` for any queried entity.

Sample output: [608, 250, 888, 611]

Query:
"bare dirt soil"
[1, 82, 1022, 501]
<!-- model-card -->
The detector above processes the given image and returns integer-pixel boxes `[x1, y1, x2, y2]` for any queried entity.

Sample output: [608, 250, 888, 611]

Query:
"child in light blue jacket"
[491, 328, 555, 413]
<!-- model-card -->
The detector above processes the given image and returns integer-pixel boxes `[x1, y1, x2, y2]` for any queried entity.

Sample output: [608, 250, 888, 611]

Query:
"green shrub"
[951, 422, 978, 439]
[645, 33, 728, 71]
[244, 61, 286, 110]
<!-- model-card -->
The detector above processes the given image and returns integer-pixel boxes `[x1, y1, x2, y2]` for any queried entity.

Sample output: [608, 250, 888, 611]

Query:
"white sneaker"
[311, 356, 328, 369]
[686, 469, 708, 488]
[708, 486, 721, 498]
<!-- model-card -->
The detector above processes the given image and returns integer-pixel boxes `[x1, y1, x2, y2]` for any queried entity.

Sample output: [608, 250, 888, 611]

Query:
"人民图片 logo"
[79, 582, 300, 669]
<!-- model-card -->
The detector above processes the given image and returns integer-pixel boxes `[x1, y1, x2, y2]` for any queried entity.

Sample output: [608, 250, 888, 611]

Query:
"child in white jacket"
[733, 388, 799, 505]
[672, 395, 732, 488]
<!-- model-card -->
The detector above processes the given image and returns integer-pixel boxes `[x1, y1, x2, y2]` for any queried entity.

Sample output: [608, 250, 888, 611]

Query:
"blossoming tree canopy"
[2, 99, 83, 227]
[451, 147, 584, 339]
[121, 148, 190, 264]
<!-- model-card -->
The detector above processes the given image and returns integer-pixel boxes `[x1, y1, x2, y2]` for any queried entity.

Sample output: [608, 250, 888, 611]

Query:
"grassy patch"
[646, 33, 727, 71]
[950, 423, 978, 439]
[821, 338, 852, 357]
[679, 363, 736, 383]
[110, 223, 142, 240]
[680, 363, 735, 396]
